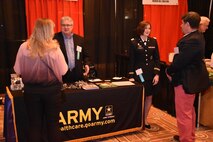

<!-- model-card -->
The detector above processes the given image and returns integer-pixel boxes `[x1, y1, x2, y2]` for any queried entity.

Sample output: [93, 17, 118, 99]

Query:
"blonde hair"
[28, 18, 58, 57]
[200, 16, 210, 25]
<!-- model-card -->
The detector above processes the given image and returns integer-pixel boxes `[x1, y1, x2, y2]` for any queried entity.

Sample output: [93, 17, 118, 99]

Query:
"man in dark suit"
[166, 12, 205, 142]
[54, 16, 90, 83]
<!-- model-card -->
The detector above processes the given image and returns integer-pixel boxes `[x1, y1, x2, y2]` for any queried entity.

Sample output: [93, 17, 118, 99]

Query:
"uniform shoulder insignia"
[131, 38, 138, 46]
[131, 38, 135, 41]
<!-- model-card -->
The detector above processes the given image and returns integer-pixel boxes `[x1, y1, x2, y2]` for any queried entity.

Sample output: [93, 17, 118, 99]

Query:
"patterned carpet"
[0, 104, 212, 142]
[89, 106, 213, 142]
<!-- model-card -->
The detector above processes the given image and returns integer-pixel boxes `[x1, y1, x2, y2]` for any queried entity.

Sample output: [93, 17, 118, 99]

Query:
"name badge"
[135, 68, 143, 75]
[135, 68, 144, 82]
[76, 46, 82, 60]
[77, 46, 82, 52]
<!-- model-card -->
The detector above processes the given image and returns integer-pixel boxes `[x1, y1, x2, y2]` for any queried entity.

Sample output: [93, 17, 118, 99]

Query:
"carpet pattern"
[89, 106, 213, 142]
[0, 104, 212, 142]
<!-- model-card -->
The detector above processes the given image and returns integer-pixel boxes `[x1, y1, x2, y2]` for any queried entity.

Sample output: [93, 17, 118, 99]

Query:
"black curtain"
[84, 0, 142, 79]
[84, 0, 116, 79]
[0, 0, 27, 93]
[188, 0, 213, 58]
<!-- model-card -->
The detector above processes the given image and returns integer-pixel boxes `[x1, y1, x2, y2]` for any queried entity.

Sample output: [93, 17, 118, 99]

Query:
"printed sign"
[142, 0, 178, 5]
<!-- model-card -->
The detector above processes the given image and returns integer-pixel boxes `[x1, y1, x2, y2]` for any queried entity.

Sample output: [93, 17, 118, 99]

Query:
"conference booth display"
[4, 79, 144, 142]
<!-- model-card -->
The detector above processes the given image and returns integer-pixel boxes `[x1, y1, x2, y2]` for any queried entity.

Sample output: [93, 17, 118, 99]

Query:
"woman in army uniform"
[128, 21, 160, 129]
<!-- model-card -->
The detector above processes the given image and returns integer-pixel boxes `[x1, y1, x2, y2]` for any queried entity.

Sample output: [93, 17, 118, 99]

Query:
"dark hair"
[136, 21, 151, 35]
[182, 11, 200, 29]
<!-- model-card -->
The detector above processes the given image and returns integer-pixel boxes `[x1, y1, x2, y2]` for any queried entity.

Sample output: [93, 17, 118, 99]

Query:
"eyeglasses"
[61, 24, 73, 27]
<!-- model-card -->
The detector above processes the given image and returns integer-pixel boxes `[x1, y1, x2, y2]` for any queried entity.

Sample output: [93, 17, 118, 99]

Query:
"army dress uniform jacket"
[128, 36, 160, 82]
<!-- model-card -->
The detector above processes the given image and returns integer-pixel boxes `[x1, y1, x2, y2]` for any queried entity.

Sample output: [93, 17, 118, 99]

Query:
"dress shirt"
[63, 34, 75, 70]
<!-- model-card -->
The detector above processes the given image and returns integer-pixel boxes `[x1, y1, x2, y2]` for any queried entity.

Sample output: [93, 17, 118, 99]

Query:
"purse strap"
[39, 56, 57, 79]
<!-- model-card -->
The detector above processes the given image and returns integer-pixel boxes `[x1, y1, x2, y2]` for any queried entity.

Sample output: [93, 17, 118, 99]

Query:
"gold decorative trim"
[6, 87, 19, 142]
[64, 127, 142, 142]
[154, 68, 160, 71]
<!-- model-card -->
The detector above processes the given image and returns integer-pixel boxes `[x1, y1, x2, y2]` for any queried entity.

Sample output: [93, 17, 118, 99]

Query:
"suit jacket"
[128, 36, 160, 81]
[54, 32, 90, 82]
[167, 30, 205, 86]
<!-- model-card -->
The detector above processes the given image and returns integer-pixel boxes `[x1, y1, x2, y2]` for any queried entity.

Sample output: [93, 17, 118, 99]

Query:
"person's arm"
[53, 47, 68, 83]
[153, 38, 161, 75]
[152, 38, 160, 85]
[14, 42, 26, 75]
[83, 65, 90, 76]
[82, 38, 91, 76]
[57, 47, 68, 76]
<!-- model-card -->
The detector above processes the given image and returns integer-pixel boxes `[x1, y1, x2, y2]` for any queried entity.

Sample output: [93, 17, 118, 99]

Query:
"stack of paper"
[111, 81, 135, 86]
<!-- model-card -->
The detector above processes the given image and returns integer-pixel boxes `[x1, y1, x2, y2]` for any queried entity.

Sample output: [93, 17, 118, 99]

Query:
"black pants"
[24, 84, 62, 142]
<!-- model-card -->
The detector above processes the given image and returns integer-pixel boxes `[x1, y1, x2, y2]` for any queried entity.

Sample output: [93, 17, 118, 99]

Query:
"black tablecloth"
[5, 84, 144, 142]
